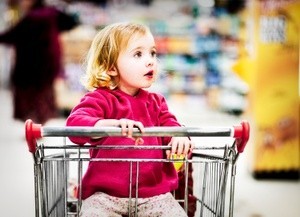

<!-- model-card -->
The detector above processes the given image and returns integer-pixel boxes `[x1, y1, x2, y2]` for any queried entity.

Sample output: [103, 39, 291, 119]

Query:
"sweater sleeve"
[158, 95, 181, 127]
[66, 91, 107, 145]
[157, 94, 182, 145]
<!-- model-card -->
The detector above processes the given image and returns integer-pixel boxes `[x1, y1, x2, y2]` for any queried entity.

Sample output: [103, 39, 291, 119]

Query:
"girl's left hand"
[166, 137, 194, 159]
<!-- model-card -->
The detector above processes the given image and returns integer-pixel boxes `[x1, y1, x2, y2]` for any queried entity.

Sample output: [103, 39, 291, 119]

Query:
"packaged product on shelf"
[236, 0, 300, 179]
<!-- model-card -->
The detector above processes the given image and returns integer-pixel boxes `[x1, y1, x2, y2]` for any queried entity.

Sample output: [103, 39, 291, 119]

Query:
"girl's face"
[110, 31, 158, 96]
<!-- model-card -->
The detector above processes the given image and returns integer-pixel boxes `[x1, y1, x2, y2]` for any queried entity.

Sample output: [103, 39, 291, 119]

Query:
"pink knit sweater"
[66, 88, 181, 199]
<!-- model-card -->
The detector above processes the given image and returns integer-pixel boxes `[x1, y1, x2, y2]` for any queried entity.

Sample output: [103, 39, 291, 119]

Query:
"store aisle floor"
[0, 89, 299, 217]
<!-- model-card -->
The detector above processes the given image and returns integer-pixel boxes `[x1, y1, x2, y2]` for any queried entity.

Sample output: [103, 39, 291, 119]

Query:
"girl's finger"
[127, 121, 134, 138]
[166, 149, 171, 159]
[135, 121, 145, 133]
[171, 142, 177, 156]
[119, 119, 128, 136]
[183, 140, 191, 155]
[190, 141, 195, 152]
[176, 140, 184, 156]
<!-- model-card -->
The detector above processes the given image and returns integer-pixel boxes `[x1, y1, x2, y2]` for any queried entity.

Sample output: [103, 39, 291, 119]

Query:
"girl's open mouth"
[144, 70, 154, 78]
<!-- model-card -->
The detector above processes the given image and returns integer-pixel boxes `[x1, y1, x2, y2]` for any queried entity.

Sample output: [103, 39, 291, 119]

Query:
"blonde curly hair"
[82, 22, 150, 91]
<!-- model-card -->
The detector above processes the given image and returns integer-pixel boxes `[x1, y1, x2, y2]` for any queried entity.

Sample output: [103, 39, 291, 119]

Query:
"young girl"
[66, 22, 194, 217]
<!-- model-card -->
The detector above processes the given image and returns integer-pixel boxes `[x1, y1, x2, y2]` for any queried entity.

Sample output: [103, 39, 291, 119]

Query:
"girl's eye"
[134, 51, 142, 58]
[151, 50, 157, 57]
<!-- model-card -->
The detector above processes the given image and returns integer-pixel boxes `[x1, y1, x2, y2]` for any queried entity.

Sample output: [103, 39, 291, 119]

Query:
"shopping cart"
[25, 119, 250, 217]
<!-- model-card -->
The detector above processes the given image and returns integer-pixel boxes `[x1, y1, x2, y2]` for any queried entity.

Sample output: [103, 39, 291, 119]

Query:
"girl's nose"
[147, 61, 153, 67]
[146, 56, 155, 67]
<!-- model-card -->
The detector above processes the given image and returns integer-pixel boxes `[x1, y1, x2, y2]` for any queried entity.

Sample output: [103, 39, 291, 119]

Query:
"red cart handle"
[25, 119, 42, 153]
[233, 120, 250, 153]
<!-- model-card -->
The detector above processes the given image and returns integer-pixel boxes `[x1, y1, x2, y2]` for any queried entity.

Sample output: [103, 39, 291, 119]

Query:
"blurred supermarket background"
[0, 0, 299, 216]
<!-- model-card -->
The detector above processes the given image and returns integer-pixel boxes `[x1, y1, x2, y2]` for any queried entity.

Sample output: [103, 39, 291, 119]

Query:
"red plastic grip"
[25, 119, 42, 153]
[233, 120, 250, 153]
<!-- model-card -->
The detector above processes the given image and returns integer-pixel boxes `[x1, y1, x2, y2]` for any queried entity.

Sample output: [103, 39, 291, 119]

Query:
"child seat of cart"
[65, 147, 197, 217]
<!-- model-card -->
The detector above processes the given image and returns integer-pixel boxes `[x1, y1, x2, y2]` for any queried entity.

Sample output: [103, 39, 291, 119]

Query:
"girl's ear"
[107, 66, 118, 76]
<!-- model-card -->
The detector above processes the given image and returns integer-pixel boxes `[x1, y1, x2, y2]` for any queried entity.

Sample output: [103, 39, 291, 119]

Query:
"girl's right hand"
[118, 119, 145, 142]
[95, 119, 145, 144]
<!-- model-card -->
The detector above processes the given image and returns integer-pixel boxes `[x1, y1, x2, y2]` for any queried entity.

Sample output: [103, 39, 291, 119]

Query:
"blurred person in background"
[0, 0, 19, 88]
[0, 0, 78, 124]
